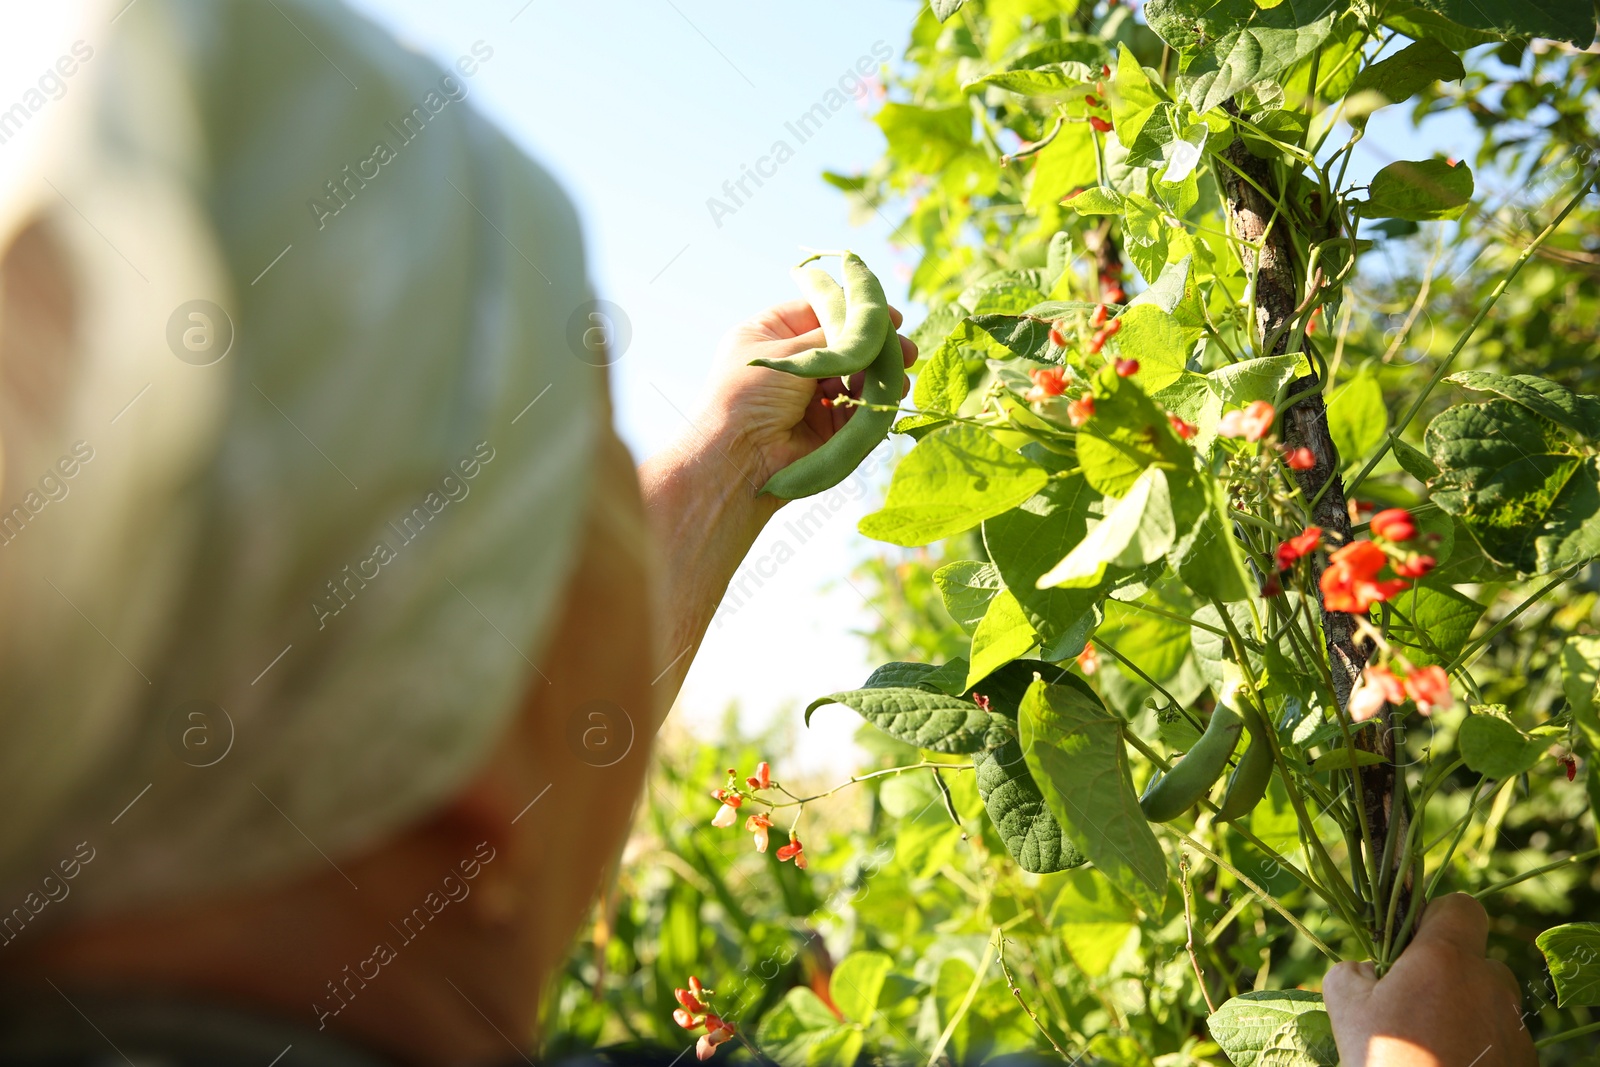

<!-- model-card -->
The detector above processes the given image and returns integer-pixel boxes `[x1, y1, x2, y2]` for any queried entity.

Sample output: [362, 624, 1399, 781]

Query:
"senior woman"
[0, 1, 1534, 1065]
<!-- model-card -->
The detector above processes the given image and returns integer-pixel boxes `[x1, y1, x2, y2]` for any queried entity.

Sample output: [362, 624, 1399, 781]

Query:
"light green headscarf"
[0, 0, 603, 918]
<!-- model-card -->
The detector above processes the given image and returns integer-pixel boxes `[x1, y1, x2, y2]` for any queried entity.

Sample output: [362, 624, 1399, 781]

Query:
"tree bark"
[1217, 118, 1407, 944]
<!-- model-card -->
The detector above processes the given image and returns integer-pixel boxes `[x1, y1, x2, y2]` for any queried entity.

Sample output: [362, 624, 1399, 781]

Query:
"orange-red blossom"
[1319, 540, 1408, 614]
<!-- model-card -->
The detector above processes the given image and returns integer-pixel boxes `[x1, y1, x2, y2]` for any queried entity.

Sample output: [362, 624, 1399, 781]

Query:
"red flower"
[745, 812, 772, 853]
[675, 987, 707, 1014]
[1087, 331, 1107, 355]
[1371, 508, 1417, 543]
[1261, 573, 1283, 598]
[697, 1018, 736, 1061]
[1067, 395, 1095, 427]
[1320, 540, 1408, 613]
[1402, 665, 1452, 714]
[1167, 414, 1197, 440]
[1048, 325, 1068, 348]
[1027, 367, 1069, 403]
[1349, 664, 1405, 722]
[972, 693, 991, 712]
[1085, 94, 1103, 108]
[1394, 553, 1436, 579]
[1559, 753, 1578, 781]
[776, 833, 807, 869]
[1091, 304, 1109, 327]
[1115, 358, 1139, 377]
[1077, 644, 1100, 676]
[1219, 400, 1276, 442]
[1104, 286, 1126, 304]
[1101, 63, 1111, 78]
[745, 762, 771, 791]
[1285, 447, 1316, 471]
[1089, 116, 1113, 133]
[710, 788, 742, 828]
[1275, 526, 1323, 571]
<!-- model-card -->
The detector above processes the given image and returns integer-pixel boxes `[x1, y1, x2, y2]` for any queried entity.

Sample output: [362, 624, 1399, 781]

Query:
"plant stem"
[1171, 829, 1342, 961]
[1536, 1020, 1600, 1049]
[995, 934, 1077, 1062]
[1472, 847, 1600, 900]
[1179, 856, 1219, 1013]
[1447, 567, 1579, 672]
[764, 761, 973, 807]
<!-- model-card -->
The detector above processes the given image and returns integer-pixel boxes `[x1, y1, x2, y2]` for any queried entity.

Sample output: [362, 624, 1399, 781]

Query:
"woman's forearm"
[637, 413, 782, 706]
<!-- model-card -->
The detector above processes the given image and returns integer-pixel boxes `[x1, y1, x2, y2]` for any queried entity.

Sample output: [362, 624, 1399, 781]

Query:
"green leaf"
[1408, 0, 1596, 47]
[1129, 255, 1198, 318]
[1077, 369, 1194, 497]
[860, 424, 1050, 547]
[1386, 582, 1485, 667]
[1116, 303, 1202, 394]
[931, 0, 969, 21]
[972, 662, 1088, 873]
[1427, 398, 1600, 575]
[876, 103, 973, 175]
[963, 275, 1050, 315]
[1171, 470, 1256, 603]
[903, 335, 972, 434]
[1020, 679, 1169, 913]
[1537, 923, 1600, 1007]
[935, 560, 1003, 635]
[1363, 158, 1474, 221]
[1209, 354, 1307, 405]
[970, 314, 1056, 360]
[1145, 0, 1348, 113]
[1327, 369, 1387, 464]
[1110, 43, 1166, 148]
[757, 987, 863, 1067]
[1153, 371, 1224, 454]
[963, 39, 1108, 95]
[1207, 990, 1333, 1067]
[1345, 38, 1464, 127]
[967, 590, 1038, 688]
[1039, 467, 1176, 590]
[1394, 439, 1439, 482]
[1099, 582, 1202, 688]
[1446, 371, 1600, 442]
[1064, 186, 1125, 216]
[1028, 121, 1102, 212]
[1458, 711, 1543, 779]
[1257, 1013, 1340, 1067]
[1380, 2, 1505, 48]
[1047, 870, 1139, 976]
[805, 686, 1012, 753]
[984, 478, 1118, 660]
[830, 951, 894, 1024]
[858, 659, 966, 695]
[1561, 635, 1600, 756]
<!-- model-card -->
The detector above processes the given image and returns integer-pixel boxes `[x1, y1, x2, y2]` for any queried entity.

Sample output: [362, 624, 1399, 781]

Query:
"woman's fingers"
[1414, 893, 1489, 957]
[760, 298, 825, 339]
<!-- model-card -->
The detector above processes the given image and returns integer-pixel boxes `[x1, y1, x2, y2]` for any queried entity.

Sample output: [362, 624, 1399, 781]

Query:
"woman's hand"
[1323, 894, 1535, 1067]
[701, 297, 916, 493]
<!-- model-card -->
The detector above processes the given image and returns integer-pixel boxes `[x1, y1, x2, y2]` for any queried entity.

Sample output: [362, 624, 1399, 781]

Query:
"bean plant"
[552, 2, 1600, 1064]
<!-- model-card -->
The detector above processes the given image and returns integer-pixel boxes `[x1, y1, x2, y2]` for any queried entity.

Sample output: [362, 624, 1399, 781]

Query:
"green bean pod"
[750, 252, 889, 379]
[791, 267, 848, 344]
[1215, 705, 1273, 822]
[1139, 703, 1243, 823]
[759, 305, 904, 499]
